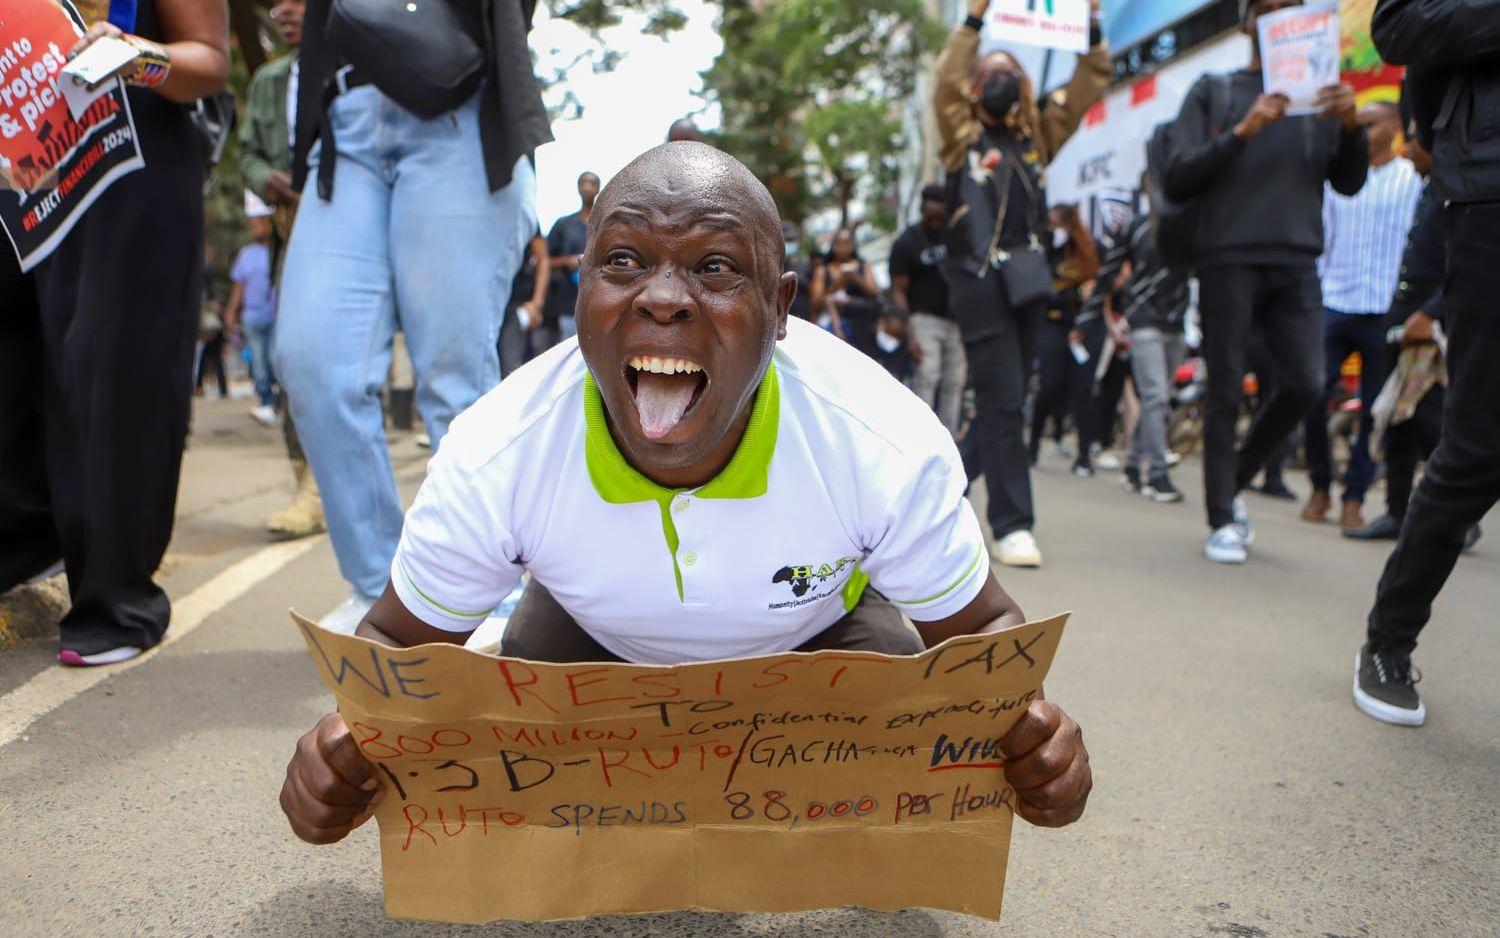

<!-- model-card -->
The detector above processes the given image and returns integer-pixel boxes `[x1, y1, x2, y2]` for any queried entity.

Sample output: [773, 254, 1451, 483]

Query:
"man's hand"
[1403, 311, 1435, 345]
[280, 712, 383, 844]
[1234, 93, 1290, 141]
[1000, 700, 1091, 827]
[1316, 83, 1359, 131]
[264, 171, 300, 209]
[521, 299, 543, 331]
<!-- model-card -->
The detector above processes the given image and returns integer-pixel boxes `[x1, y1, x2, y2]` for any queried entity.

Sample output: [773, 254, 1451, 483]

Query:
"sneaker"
[1142, 472, 1184, 503]
[1165, 451, 1182, 468]
[58, 645, 146, 667]
[1463, 523, 1483, 553]
[991, 530, 1042, 568]
[1051, 440, 1072, 461]
[1204, 525, 1248, 564]
[320, 594, 375, 635]
[1071, 460, 1095, 478]
[1122, 465, 1142, 494]
[1252, 478, 1297, 501]
[1232, 495, 1254, 545]
[1353, 644, 1425, 726]
[1095, 451, 1121, 471]
[1343, 513, 1401, 541]
[415, 434, 432, 450]
[249, 404, 278, 427]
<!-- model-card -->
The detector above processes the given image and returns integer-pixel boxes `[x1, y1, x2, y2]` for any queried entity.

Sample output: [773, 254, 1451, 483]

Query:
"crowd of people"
[0, 0, 1494, 750]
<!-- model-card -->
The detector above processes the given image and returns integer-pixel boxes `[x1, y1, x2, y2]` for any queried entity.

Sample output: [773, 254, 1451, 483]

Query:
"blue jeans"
[273, 87, 535, 599]
[244, 320, 276, 406]
[1303, 307, 1388, 504]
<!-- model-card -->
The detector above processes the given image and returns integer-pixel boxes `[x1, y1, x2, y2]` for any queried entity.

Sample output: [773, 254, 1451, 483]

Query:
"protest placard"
[293, 610, 1069, 923]
[1257, 4, 1341, 116]
[986, 0, 1091, 53]
[0, 0, 144, 271]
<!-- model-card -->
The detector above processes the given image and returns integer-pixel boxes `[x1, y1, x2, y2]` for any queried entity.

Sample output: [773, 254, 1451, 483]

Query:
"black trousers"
[951, 270, 1041, 540]
[0, 93, 203, 655]
[1368, 203, 1500, 654]
[1384, 384, 1443, 521]
[1198, 263, 1323, 529]
[196, 330, 228, 396]
[1030, 318, 1090, 457]
[1247, 326, 1291, 484]
[501, 582, 925, 662]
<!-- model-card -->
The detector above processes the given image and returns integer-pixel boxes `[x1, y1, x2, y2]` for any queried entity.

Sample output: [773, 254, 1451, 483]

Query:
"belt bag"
[327, 0, 485, 119]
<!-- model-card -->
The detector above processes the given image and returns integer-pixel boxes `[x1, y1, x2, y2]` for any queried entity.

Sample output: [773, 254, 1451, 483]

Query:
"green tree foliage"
[702, 0, 945, 232]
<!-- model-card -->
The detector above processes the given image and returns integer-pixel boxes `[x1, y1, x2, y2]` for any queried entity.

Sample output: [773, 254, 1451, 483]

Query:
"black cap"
[920, 183, 946, 203]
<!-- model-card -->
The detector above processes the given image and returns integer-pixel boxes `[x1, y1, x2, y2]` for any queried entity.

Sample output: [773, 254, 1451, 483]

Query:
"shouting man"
[279, 143, 1092, 844]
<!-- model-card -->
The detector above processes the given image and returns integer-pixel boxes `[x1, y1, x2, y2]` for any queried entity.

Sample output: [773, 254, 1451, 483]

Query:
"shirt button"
[682, 551, 698, 567]
[673, 495, 690, 513]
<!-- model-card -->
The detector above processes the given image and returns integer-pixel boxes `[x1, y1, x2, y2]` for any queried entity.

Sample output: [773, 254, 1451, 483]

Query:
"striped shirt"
[1320, 157, 1425, 315]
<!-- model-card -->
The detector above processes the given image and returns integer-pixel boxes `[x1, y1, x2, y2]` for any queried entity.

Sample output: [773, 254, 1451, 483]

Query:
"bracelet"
[122, 34, 171, 88]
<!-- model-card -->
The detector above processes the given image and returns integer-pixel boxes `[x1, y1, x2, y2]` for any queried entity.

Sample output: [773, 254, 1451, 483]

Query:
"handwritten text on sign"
[294, 612, 1067, 923]
[986, 0, 1091, 53]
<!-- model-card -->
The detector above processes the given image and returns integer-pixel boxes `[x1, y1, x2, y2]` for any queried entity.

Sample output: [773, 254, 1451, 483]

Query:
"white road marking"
[0, 536, 324, 749]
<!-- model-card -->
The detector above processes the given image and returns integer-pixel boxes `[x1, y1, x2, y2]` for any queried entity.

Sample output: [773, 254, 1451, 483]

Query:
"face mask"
[980, 72, 1022, 121]
[1052, 228, 1069, 249]
[875, 328, 902, 354]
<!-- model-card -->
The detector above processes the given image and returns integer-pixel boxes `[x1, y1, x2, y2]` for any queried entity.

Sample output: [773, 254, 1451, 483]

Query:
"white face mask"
[875, 328, 902, 354]
[1052, 228, 1069, 249]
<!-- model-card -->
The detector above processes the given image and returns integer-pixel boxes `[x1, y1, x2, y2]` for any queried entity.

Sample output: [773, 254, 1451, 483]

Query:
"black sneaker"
[1142, 472, 1184, 503]
[1353, 643, 1425, 726]
[1252, 478, 1298, 501]
[1122, 465, 1142, 493]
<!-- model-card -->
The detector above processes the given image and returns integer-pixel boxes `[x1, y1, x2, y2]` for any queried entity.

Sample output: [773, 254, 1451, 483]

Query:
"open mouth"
[625, 355, 709, 441]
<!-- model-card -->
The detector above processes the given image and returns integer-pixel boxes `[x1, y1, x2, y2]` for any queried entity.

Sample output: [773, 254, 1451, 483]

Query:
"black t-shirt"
[889, 224, 950, 318]
[543, 211, 588, 327]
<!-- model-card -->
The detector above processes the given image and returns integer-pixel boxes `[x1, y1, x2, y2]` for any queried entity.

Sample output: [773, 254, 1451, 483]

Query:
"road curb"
[0, 576, 67, 649]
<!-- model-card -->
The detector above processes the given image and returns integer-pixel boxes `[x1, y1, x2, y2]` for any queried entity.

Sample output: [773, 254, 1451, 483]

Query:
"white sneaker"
[320, 594, 375, 635]
[991, 530, 1043, 568]
[250, 404, 278, 427]
[1232, 495, 1255, 545]
[1166, 451, 1182, 467]
[1095, 451, 1121, 471]
[1204, 525, 1248, 564]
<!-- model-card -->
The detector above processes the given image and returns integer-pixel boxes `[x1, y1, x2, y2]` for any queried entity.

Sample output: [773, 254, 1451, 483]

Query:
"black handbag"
[326, 0, 486, 119]
[983, 154, 1052, 308]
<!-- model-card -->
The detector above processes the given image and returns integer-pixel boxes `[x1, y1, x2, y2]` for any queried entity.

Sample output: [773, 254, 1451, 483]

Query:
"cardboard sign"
[0, 0, 144, 271]
[987, 0, 1091, 53]
[1258, 4, 1341, 116]
[293, 611, 1068, 923]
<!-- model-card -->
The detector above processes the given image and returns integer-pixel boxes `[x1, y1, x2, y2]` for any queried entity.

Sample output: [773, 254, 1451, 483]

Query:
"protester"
[498, 226, 551, 377]
[1352, 0, 1500, 726]
[238, 0, 323, 539]
[1163, 0, 1367, 565]
[1030, 204, 1100, 476]
[814, 228, 883, 357]
[934, 0, 1109, 568]
[0, 1, 229, 666]
[545, 172, 599, 345]
[890, 184, 965, 433]
[1106, 182, 1191, 502]
[224, 205, 280, 426]
[278, 142, 1093, 843]
[667, 117, 705, 143]
[783, 223, 818, 323]
[275, 0, 548, 631]
[1301, 101, 1423, 532]
[196, 291, 230, 400]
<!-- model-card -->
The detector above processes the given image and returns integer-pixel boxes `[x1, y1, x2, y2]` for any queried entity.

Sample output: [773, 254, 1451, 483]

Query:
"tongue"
[634, 372, 699, 440]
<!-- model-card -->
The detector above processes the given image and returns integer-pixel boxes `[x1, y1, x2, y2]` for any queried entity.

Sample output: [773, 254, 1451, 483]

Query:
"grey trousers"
[500, 582, 925, 663]
[909, 313, 967, 433]
[1127, 326, 1185, 475]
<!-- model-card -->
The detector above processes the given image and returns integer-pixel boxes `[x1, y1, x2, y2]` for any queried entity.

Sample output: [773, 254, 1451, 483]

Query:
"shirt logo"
[772, 556, 860, 598]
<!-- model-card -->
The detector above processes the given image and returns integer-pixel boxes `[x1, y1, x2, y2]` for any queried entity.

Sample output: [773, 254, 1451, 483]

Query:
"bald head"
[590, 142, 785, 291]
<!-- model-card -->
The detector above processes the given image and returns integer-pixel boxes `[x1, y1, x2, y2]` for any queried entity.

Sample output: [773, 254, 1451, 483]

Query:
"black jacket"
[292, 0, 552, 195]
[1163, 71, 1368, 267]
[1374, 0, 1500, 204]
[1384, 183, 1447, 330]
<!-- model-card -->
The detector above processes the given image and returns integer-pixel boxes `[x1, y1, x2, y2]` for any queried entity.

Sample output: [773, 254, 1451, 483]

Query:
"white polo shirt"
[392, 317, 988, 664]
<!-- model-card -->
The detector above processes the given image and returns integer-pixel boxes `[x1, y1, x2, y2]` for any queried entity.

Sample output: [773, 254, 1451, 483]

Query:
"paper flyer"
[986, 0, 1091, 53]
[0, 0, 145, 271]
[1257, 4, 1341, 116]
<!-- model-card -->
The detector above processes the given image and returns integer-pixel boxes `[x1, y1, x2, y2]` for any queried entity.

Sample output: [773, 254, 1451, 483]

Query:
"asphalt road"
[2, 397, 1496, 937]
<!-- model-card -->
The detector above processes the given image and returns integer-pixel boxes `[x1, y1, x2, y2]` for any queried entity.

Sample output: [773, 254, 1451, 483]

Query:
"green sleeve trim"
[886, 545, 984, 607]
[397, 559, 492, 620]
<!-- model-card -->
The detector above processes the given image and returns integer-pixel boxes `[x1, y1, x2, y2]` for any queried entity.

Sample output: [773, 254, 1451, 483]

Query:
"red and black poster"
[0, 0, 143, 271]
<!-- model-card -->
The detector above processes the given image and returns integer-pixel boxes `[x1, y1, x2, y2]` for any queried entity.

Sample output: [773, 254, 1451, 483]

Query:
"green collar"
[584, 361, 779, 503]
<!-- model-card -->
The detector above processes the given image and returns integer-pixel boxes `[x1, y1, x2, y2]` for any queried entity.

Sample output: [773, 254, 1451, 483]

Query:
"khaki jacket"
[934, 25, 1112, 172]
